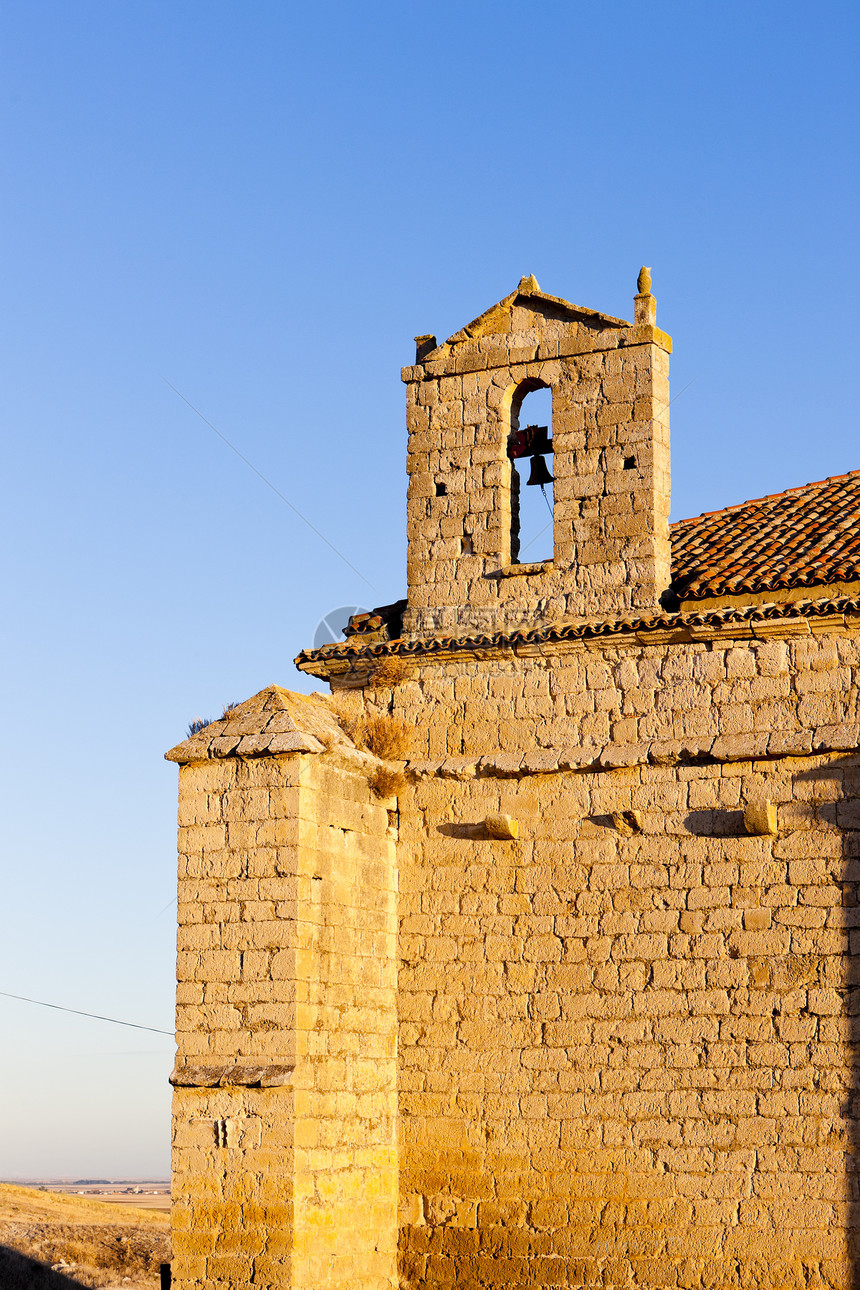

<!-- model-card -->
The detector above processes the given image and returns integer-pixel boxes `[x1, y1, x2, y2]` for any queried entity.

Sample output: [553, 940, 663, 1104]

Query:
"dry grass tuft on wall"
[369, 657, 410, 688]
[339, 713, 412, 762]
[362, 714, 412, 760]
[367, 764, 406, 799]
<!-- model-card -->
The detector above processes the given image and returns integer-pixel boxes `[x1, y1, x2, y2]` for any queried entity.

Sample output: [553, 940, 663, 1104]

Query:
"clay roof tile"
[670, 468, 860, 600]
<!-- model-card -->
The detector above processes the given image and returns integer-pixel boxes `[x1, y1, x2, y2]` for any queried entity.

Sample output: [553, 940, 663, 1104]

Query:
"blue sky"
[0, 1, 857, 1177]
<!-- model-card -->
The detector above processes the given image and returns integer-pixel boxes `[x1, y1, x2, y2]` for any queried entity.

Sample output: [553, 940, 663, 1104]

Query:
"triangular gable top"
[439, 275, 629, 351]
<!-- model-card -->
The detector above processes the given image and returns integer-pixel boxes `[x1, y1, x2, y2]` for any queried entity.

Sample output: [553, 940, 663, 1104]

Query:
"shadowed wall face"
[170, 751, 398, 1290]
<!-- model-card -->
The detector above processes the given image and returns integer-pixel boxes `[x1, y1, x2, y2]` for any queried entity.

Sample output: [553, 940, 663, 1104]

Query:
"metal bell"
[508, 424, 552, 460]
[526, 454, 555, 487]
[523, 425, 553, 455]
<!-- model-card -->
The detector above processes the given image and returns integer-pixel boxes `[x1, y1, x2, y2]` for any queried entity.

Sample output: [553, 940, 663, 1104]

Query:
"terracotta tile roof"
[670, 469, 860, 600]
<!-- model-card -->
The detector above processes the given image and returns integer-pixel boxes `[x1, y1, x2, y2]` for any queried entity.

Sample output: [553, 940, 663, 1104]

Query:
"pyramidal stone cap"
[165, 684, 349, 764]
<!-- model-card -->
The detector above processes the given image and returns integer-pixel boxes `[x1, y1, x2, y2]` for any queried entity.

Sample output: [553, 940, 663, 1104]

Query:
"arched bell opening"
[508, 380, 554, 564]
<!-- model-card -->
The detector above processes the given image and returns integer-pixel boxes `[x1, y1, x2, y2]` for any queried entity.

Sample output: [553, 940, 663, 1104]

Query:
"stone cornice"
[295, 594, 860, 684]
[401, 321, 671, 383]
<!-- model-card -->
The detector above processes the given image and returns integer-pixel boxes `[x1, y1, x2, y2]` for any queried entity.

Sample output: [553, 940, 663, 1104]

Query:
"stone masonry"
[402, 272, 671, 637]
[166, 274, 860, 1290]
[169, 692, 398, 1290]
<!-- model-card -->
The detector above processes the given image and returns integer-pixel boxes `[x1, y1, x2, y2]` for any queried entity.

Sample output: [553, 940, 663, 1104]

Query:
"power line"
[152, 895, 177, 921]
[163, 378, 376, 590]
[0, 990, 173, 1037]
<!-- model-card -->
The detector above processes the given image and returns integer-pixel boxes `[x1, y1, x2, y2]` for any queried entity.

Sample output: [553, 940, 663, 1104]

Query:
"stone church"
[165, 272, 860, 1290]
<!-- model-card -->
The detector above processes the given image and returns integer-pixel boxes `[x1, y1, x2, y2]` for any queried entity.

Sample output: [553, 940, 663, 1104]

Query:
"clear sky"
[0, 1, 857, 1178]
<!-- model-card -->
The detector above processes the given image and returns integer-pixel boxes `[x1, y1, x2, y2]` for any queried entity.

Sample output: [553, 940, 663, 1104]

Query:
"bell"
[526, 454, 555, 487]
[523, 424, 552, 455]
[508, 424, 552, 460]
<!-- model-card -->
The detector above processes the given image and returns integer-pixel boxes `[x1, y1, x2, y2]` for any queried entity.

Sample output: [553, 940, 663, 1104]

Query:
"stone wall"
[369, 625, 860, 765]
[169, 612, 860, 1290]
[402, 280, 671, 637]
[169, 746, 398, 1290]
[345, 615, 859, 1289]
[395, 748, 859, 1290]
[168, 268, 860, 1289]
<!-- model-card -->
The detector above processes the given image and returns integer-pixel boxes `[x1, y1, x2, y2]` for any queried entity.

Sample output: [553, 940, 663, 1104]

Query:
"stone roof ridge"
[165, 683, 352, 765]
[430, 278, 629, 352]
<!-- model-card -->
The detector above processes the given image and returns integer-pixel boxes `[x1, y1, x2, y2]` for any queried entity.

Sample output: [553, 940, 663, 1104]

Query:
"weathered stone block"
[744, 800, 778, 836]
[484, 812, 519, 839]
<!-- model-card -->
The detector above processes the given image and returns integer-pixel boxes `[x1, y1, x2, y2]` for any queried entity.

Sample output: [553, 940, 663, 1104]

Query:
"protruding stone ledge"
[496, 560, 554, 578]
[611, 810, 643, 836]
[296, 594, 860, 683]
[744, 801, 778, 836]
[600, 742, 652, 770]
[711, 733, 771, 762]
[480, 752, 526, 776]
[406, 724, 860, 784]
[485, 813, 519, 840]
[170, 1062, 294, 1089]
[438, 756, 478, 780]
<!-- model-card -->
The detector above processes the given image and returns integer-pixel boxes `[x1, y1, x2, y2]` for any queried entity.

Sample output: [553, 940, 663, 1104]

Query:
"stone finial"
[414, 334, 437, 363]
[634, 266, 656, 325]
[517, 274, 540, 295]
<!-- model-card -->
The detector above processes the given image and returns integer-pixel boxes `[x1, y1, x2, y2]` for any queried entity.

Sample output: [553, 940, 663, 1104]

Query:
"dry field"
[0, 1183, 169, 1289]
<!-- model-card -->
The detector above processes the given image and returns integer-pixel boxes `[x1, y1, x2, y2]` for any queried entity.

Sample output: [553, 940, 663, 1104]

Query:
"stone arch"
[505, 376, 554, 564]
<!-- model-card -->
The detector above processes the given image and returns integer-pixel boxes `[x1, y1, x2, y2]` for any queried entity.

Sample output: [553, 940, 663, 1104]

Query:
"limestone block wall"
[168, 613, 860, 1289]
[374, 627, 860, 765]
[394, 750, 860, 1290]
[402, 286, 671, 636]
[170, 748, 398, 1290]
[322, 617, 860, 1289]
